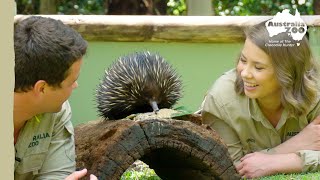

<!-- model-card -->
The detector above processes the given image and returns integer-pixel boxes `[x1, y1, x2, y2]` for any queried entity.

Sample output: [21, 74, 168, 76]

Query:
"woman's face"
[237, 39, 281, 103]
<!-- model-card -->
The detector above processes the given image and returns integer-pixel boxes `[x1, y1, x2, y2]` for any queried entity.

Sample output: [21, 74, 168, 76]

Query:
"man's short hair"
[14, 16, 87, 92]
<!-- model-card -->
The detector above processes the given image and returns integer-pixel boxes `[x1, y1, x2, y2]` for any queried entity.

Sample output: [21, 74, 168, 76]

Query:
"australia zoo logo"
[265, 9, 307, 47]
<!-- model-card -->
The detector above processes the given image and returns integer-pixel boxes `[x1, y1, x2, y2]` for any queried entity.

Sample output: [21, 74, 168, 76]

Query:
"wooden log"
[75, 117, 240, 180]
[14, 15, 320, 43]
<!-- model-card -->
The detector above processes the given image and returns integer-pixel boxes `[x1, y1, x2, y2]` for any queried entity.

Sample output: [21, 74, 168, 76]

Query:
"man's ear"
[33, 80, 47, 95]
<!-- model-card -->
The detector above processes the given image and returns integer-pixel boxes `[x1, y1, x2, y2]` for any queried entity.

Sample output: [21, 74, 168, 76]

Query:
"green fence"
[69, 42, 243, 125]
[69, 31, 320, 126]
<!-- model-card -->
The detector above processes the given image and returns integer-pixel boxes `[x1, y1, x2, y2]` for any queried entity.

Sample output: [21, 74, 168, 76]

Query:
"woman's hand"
[236, 152, 302, 179]
[236, 152, 277, 178]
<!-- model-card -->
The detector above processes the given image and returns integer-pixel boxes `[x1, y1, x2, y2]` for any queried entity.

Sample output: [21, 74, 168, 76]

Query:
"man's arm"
[65, 169, 98, 180]
[273, 116, 320, 153]
[35, 101, 76, 179]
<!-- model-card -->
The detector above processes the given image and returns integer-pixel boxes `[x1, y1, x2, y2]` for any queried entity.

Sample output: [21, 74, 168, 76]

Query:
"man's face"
[42, 59, 83, 113]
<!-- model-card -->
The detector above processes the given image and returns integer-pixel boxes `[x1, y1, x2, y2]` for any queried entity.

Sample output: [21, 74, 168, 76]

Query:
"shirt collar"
[248, 98, 293, 130]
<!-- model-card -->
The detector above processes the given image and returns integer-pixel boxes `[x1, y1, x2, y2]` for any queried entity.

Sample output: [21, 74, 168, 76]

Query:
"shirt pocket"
[15, 152, 47, 175]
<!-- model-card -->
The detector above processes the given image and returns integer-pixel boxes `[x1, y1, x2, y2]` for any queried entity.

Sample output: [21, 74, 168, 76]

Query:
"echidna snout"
[96, 51, 182, 120]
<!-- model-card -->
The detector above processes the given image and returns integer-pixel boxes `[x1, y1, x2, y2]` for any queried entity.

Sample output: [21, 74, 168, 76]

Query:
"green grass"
[121, 170, 320, 180]
[120, 160, 320, 180]
[121, 171, 320, 180]
[257, 172, 320, 180]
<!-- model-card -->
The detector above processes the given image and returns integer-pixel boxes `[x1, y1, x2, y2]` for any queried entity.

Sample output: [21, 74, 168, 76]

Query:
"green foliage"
[214, 0, 314, 16]
[16, 0, 105, 14]
[172, 106, 193, 117]
[165, 0, 314, 16]
[167, 0, 187, 15]
[121, 168, 161, 180]
[57, 0, 104, 15]
[16, 0, 315, 15]
[165, 0, 314, 15]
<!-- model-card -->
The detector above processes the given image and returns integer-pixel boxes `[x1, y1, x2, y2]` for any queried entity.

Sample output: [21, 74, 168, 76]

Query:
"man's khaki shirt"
[201, 69, 320, 172]
[14, 101, 76, 179]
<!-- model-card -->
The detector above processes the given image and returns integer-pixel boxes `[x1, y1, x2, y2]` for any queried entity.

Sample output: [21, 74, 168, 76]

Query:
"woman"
[201, 21, 320, 178]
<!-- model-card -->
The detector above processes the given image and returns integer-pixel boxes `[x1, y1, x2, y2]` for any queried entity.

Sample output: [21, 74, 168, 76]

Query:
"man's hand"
[65, 169, 98, 180]
[236, 152, 302, 179]
[275, 115, 320, 153]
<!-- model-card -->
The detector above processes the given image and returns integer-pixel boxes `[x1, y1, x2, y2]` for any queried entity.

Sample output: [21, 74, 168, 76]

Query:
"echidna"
[96, 51, 182, 120]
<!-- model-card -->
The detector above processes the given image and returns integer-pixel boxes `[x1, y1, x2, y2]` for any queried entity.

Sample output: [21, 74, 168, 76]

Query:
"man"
[14, 16, 97, 179]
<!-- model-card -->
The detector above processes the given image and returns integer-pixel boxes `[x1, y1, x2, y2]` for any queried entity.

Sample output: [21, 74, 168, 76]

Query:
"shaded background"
[16, 0, 317, 16]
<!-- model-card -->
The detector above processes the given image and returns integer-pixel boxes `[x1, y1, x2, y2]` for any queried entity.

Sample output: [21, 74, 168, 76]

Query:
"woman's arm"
[237, 116, 320, 178]
[274, 116, 320, 153]
[202, 111, 244, 165]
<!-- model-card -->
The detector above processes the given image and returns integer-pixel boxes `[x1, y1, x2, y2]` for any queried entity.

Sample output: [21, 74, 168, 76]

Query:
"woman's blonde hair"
[235, 21, 320, 116]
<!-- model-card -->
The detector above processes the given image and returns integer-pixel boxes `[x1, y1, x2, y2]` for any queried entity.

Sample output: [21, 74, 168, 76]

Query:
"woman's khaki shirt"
[201, 69, 320, 172]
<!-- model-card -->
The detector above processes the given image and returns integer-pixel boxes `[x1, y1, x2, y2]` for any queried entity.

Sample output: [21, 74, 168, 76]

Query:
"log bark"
[75, 117, 240, 180]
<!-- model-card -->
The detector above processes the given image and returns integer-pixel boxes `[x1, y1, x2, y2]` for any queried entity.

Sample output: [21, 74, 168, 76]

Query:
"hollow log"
[75, 117, 240, 180]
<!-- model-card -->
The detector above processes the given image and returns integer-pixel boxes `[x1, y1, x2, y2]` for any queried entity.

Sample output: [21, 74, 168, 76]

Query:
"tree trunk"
[105, 0, 167, 15]
[106, 0, 152, 15]
[75, 117, 240, 180]
[314, 0, 320, 15]
[39, 0, 57, 14]
[187, 0, 213, 15]
[16, 0, 40, 14]
[154, 0, 168, 15]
